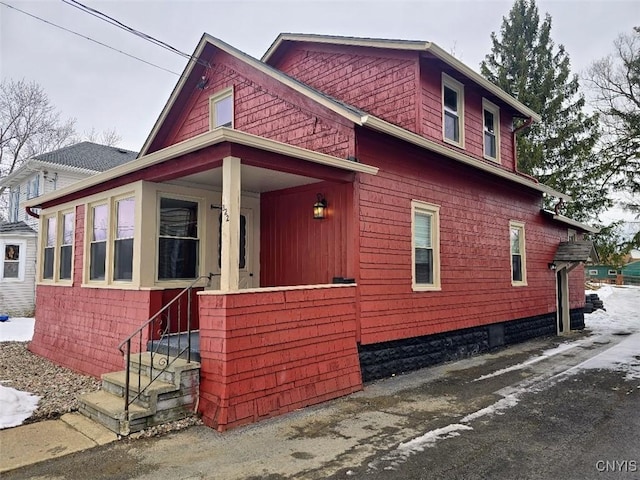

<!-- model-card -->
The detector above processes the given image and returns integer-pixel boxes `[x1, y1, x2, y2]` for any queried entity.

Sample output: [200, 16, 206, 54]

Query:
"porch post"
[220, 156, 241, 291]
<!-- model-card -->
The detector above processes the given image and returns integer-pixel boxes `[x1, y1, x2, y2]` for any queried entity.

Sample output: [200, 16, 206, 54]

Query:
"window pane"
[5, 244, 19, 261]
[62, 213, 74, 245]
[485, 132, 496, 158]
[484, 110, 495, 133]
[46, 217, 57, 247]
[510, 228, 521, 254]
[444, 112, 459, 142]
[444, 86, 457, 111]
[43, 248, 54, 279]
[114, 238, 134, 281]
[4, 262, 19, 278]
[160, 198, 198, 238]
[116, 198, 135, 239]
[60, 245, 72, 280]
[512, 255, 522, 282]
[158, 238, 198, 279]
[92, 205, 108, 242]
[415, 248, 433, 284]
[90, 242, 106, 280]
[415, 213, 432, 248]
[215, 95, 232, 128]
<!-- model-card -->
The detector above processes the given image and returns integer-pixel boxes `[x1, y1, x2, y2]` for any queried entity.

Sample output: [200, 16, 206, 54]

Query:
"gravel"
[0, 341, 203, 436]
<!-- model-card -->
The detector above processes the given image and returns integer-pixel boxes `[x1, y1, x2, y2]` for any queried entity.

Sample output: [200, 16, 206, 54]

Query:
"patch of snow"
[0, 317, 35, 342]
[397, 424, 473, 454]
[0, 385, 40, 429]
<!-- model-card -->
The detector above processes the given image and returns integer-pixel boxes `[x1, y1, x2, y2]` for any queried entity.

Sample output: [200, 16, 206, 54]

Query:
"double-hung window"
[1, 241, 24, 281]
[59, 212, 74, 280]
[26, 175, 39, 199]
[482, 99, 500, 161]
[510, 221, 527, 285]
[158, 197, 199, 280]
[412, 200, 441, 290]
[209, 87, 233, 129]
[442, 73, 464, 147]
[9, 187, 20, 223]
[43, 216, 57, 280]
[89, 204, 108, 281]
[114, 197, 135, 281]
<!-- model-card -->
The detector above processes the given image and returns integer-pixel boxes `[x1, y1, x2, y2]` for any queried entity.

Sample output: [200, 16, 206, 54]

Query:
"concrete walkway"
[0, 413, 117, 473]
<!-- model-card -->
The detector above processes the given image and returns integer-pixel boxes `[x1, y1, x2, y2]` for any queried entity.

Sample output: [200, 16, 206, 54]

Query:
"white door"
[217, 207, 257, 289]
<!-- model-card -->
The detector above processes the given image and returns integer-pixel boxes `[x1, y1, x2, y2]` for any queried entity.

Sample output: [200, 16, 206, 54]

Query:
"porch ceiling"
[169, 164, 321, 193]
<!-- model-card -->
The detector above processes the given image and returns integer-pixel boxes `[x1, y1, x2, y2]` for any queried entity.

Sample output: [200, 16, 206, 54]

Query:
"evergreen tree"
[481, 0, 606, 221]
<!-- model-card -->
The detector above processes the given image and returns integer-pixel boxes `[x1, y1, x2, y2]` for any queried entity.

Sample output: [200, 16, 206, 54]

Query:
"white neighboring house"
[0, 142, 137, 316]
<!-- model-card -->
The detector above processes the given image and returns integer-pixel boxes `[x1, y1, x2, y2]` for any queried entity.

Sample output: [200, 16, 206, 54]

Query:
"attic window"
[442, 74, 464, 147]
[210, 87, 234, 129]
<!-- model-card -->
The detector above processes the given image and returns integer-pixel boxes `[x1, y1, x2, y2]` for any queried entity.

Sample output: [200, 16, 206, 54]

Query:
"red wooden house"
[24, 33, 598, 432]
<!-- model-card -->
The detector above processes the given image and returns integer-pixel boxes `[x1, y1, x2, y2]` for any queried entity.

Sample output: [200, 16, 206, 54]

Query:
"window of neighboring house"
[89, 204, 108, 281]
[1, 241, 24, 281]
[510, 221, 527, 285]
[442, 74, 464, 147]
[59, 212, 74, 280]
[9, 187, 20, 222]
[43, 216, 56, 280]
[26, 175, 39, 199]
[412, 200, 441, 290]
[114, 197, 135, 281]
[608, 269, 617, 276]
[158, 197, 199, 280]
[588, 269, 598, 275]
[209, 87, 234, 129]
[568, 229, 577, 242]
[482, 99, 500, 161]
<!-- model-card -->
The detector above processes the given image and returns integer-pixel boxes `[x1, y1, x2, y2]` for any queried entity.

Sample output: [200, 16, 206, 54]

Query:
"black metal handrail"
[118, 274, 213, 423]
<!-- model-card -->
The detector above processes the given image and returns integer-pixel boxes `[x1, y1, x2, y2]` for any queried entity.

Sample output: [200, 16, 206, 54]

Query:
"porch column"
[220, 156, 241, 291]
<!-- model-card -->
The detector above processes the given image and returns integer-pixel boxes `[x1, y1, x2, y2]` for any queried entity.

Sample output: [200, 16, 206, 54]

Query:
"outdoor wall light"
[313, 193, 327, 220]
[548, 262, 557, 271]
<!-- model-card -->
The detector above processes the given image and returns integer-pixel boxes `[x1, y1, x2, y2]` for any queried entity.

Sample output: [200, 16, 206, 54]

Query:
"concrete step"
[78, 390, 150, 435]
[101, 371, 177, 408]
[128, 352, 201, 387]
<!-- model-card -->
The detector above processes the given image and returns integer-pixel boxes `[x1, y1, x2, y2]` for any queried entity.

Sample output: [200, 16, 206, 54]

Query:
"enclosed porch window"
[158, 197, 199, 280]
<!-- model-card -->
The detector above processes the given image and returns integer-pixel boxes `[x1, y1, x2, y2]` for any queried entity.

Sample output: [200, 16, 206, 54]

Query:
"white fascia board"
[24, 128, 378, 208]
[362, 115, 570, 200]
[542, 210, 601, 233]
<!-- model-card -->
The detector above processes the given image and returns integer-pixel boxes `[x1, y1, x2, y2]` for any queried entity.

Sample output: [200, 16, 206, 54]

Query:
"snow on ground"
[370, 285, 640, 471]
[0, 317, 38, 429]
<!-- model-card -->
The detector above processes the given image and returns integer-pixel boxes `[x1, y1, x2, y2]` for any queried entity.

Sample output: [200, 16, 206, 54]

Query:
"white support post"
[220, 156, 241, 291]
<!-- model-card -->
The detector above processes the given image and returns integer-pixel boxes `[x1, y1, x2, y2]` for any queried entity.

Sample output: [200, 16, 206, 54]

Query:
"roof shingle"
[33, 142, 137, 172]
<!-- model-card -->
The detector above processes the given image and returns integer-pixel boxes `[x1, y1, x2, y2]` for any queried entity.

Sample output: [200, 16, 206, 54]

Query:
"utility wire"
[0, 1, 180, 76]
[60, 0, 210, 69]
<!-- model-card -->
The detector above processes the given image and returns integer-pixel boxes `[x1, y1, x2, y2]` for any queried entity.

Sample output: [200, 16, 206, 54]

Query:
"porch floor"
[147, 331, 200, 362]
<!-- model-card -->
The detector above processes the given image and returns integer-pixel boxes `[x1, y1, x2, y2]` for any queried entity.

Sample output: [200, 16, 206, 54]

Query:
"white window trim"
[608, 269, 617, 276]
[588, 269, 598, 275]
[39, 208, 75, 285]
[482, 98, 500, 162]
[411, 200, 441, 291]
[209, 86, 234, 130]
[442, 73, 465, 148]
[510, 220, 527, 286]
[9, 187, 20, 223]
[0, 239, 27, 282]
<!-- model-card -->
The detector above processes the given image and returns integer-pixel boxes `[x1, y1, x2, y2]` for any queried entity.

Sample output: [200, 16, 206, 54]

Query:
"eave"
[542, 210, 600, 234]
[0, 160, 98, 188]
[24, 128, 379, 209]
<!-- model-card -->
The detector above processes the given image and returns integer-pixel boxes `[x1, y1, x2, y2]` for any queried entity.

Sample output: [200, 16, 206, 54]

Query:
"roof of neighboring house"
[0, 142, 138, 188]
[262, 33, 541, 122]
[553, 241, 599, 264]
[0, 221, 36, 235]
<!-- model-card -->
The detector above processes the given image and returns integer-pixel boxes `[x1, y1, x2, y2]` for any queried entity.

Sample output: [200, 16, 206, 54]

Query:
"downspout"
[25, 206, 40, 219]
[512, 116, 538, 182]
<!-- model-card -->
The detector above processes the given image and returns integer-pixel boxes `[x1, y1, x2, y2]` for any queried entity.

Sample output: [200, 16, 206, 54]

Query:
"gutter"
[25, 206, 40, 219]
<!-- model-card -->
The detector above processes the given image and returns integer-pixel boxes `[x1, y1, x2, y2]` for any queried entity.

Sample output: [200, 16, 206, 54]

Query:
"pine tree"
[481, 0, 606, 221]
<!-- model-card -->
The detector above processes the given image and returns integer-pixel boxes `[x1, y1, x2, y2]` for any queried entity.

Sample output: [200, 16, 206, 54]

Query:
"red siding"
[273, 44, 419, 133]
[355, 130, 580, 344]
[260, 182, 354, 287]
[197, 286, 362, 431]
[158, 49, 354, 159]
[419, 61, 517, 172]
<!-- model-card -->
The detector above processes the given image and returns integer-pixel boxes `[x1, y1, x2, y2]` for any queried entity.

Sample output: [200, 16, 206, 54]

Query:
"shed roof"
[553, 241, 599, 263]
[0, 221, 36, 235]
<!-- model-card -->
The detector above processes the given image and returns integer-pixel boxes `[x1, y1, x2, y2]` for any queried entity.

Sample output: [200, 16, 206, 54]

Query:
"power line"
[60, 0, 210, 70]
[0, 1, 181, 76]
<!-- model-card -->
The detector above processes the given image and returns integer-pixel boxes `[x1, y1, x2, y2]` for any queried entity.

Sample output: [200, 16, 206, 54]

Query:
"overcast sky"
[1, 0, 637, 153]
